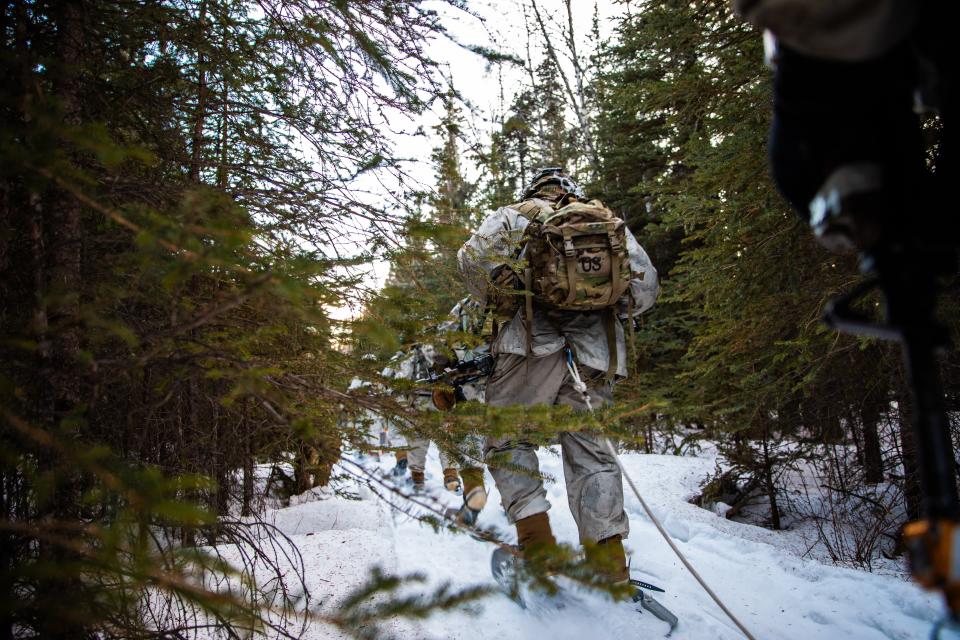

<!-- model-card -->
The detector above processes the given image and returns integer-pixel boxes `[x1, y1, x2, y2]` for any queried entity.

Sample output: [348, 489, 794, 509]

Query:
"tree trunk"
[315, 428, 341, 488]
[242, 418, 254, 517]
[38, 4, 87, 637]
[860, 383, 886, 484]
[46, 1, 85, 419]
[216, 10, 229, 190]
[0, 470, 13, 640]
[895, 375, 923, 522]
[847, 407, 863, 468]
[762, 425, 781, 530]
[189, 0, 208, 183]
[181, 376, 200, 547]
[209, 402, 227, 545]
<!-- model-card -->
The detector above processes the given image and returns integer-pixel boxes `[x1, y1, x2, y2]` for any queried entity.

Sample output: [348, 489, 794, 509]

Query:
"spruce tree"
[0, 0, 458, 634]
[530, 58, 576, 171]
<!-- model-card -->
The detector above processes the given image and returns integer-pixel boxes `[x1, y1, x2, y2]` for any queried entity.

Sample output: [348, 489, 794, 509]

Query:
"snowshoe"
[444, 487, 487, 527]
[630, 581, 679, 637]
[444, 487, 487, 528]
[446, 501, 479, 526]
[491, 545, 524, 607]
[490, 546, 581, 614]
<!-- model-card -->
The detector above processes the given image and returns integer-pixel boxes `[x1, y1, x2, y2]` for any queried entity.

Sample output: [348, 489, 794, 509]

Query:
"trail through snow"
[261, 446, 951, 639]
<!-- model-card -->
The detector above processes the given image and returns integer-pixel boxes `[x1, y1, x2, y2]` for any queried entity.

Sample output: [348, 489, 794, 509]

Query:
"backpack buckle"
[607, 229, 622, 252]
[562, 227, 577, 257]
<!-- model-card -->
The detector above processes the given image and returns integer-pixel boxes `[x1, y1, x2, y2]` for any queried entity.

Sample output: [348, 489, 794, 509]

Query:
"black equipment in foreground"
[764, 8, 960, 619]
[823, 246, 960, 616]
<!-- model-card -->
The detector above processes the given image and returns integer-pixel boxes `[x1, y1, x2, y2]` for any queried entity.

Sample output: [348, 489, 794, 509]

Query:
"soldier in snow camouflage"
[458, 168, 659, 582]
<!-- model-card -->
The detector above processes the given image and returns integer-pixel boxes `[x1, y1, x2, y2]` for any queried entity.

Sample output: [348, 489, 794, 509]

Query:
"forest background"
[2, 0, 958, 637]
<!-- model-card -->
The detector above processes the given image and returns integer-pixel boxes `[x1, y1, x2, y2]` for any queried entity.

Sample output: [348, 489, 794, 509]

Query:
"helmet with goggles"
[522, 167, 585, 201]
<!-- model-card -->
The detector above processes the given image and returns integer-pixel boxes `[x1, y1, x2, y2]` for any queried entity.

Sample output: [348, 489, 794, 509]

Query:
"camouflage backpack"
[481, 193, 637, 378]
[512, 194, 633, 312]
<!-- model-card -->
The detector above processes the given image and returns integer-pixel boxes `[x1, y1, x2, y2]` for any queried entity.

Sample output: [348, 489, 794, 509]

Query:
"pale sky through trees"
[328, 0, 625, 320]
[411, 0, 624, 187]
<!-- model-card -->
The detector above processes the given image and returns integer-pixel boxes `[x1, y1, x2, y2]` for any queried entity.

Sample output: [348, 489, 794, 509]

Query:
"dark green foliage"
[0, 0, 466, 635]
[460, 44, 525, 68]
[6, 1, 953, 635]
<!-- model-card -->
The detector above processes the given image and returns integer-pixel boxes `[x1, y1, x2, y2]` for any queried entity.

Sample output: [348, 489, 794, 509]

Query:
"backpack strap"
[604, 308, 618, 380]
[626, 292, 637, 377]
[523, 266, 534, 362]
[561, 227, 579, 306]
[509, 198, 557, 222]
[607, 226, 626, 306]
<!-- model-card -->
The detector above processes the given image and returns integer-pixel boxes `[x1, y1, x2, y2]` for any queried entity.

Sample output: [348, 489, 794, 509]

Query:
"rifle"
[416, 352, 495, 390]
[413, 352, 495, 409]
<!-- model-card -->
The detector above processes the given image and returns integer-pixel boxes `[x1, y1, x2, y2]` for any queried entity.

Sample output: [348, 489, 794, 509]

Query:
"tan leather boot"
[586, 534, 629, 583]
[452, 467, 487, 526]
[460, 467, 486, 509]
[516, 512, 557, 554]
[443, 468, 461, 493]
[411, 469, 425, 487]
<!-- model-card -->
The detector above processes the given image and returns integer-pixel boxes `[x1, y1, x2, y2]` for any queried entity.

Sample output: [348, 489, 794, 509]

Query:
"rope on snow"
[564, 346, 758, 640]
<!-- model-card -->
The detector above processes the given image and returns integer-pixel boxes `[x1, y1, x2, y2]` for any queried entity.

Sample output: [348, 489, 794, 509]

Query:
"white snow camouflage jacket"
[457, 205, 659, 378]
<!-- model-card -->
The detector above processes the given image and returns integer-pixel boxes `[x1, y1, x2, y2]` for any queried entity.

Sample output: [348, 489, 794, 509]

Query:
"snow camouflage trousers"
[406, 437, 457, 473]
[484, 351, 629, 543]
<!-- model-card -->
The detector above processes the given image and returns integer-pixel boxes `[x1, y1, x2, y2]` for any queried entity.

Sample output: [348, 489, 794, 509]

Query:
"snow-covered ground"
[253, 444, 949, 640]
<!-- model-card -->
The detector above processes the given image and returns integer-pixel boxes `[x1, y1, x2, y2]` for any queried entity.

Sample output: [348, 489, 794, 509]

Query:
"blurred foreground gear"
[904, 519, 960, 616]
[808, 163, 887, 254]
[733, 0, 915, 62]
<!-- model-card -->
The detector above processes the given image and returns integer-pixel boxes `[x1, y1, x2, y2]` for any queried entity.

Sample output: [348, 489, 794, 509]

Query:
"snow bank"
[228, 444, 946, 639]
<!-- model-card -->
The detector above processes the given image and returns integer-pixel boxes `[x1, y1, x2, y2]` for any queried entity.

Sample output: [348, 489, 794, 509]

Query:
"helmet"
[522, 167, 584, 200]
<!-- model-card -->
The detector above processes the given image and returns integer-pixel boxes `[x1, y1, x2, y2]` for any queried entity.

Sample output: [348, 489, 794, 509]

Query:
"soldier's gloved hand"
[431, 351, 453, 370]
[488, 265, 522, 321]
